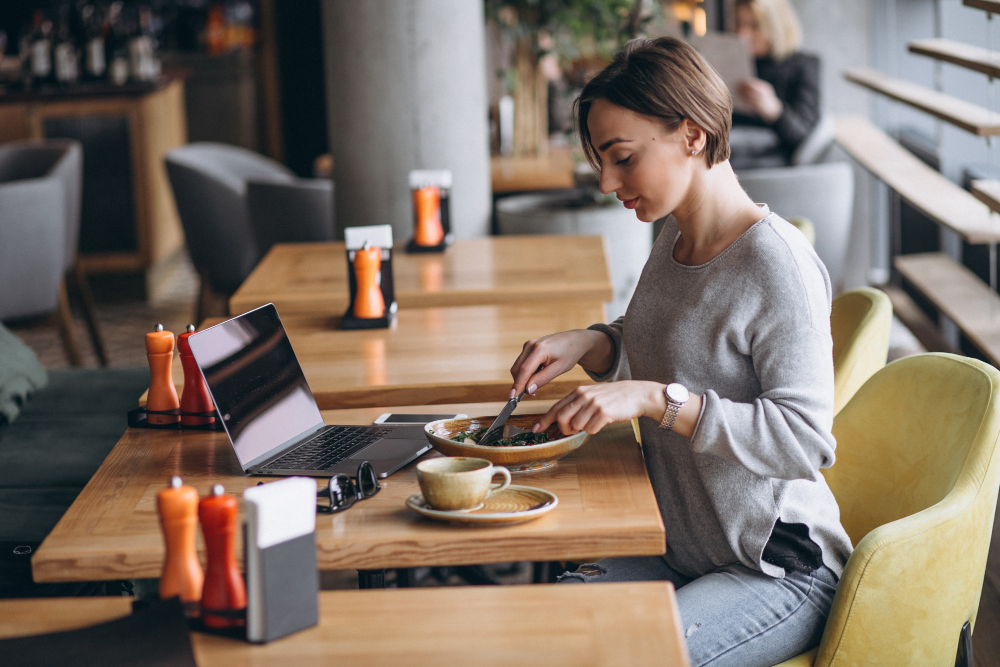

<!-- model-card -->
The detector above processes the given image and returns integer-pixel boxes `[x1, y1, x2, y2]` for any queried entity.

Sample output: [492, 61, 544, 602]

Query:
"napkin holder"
[406, 169, 454, 253]
[243, 477, 319, 644]
[341, 224, 398, 330]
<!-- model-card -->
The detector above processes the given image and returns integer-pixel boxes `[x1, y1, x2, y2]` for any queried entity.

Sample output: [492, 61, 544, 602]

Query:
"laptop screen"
[188, 305, 325, 468]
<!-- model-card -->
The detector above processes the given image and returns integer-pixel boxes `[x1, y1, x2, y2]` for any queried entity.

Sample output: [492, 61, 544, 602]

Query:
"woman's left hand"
[534, 381, 667, 436]
[738, 78, 783, 123]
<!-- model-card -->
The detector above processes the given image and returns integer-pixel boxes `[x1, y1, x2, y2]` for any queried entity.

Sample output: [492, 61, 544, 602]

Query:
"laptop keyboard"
[262, 426, 393, 471]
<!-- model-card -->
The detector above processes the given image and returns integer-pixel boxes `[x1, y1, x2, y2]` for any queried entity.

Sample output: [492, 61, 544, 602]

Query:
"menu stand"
[340, 225, 397, 330]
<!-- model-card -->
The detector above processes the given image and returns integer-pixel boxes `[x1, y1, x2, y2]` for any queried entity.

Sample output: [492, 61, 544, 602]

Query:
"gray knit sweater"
[588, 210, 853, 579]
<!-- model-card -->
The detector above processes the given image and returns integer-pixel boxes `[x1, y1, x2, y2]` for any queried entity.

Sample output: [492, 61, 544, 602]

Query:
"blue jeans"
[558, 556, 838, 667]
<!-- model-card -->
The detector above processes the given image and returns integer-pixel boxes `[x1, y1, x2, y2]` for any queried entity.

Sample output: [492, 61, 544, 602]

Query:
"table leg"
[395, 568, 414, 587]
[532, 561, 565, 583]
[453, 565, 500, 585]
[358, 569, 386, 589]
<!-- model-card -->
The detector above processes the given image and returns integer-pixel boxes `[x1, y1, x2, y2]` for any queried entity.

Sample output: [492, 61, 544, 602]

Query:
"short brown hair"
[576, 37, 732, 169]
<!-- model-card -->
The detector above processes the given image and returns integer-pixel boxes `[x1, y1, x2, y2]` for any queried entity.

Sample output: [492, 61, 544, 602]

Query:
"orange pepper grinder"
[199, 484, 247, 628]
[146, 323, 180, 425]
[413, 185, 444, 247]
[157, 476, 204, 613]
[353, 242, 385, 319]
[177, 324, 216, 427]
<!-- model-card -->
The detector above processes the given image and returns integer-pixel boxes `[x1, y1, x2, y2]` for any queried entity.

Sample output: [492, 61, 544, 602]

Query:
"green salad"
[454, 426, 551, 447]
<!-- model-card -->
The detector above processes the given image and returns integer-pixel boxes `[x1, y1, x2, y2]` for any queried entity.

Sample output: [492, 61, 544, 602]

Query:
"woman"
[509, 38, 851, 667]
[730, 0, 820, 168]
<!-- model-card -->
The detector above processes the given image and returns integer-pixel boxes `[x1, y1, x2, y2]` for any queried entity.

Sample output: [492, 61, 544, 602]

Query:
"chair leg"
[70, 264, 108, 367]
[357, 569, 385, 589]
[955, 621, 973, 667]
[195, 269, 230, 326]
[53, 280, 84, 367]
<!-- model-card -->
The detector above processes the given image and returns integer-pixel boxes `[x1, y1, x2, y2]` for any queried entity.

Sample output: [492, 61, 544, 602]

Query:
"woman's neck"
[671, 161, 765, 266]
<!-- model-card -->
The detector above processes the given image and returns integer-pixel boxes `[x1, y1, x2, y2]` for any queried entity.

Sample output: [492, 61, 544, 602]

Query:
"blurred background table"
[0, 583, 690, 667]
[31, 399, 665, 584]
[228, 235, 612, 316]
[491, 147, 578, 194]
[141, 301, 604, 410]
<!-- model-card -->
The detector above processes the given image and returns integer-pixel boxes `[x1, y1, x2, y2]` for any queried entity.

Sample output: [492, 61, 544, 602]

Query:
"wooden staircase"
[839, 0, 1000, 367]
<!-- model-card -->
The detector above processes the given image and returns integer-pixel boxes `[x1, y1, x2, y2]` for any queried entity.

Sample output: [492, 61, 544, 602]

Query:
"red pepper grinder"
[199, 484, 247, 628]
[146, 324, 180, 425]
[157, 476, 204, 613]
[177, 324, 216, 427]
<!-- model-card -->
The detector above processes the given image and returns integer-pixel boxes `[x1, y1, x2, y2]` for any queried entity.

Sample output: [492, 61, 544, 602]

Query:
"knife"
[479, 364, 545, 446]
[478, 387, 528, 446]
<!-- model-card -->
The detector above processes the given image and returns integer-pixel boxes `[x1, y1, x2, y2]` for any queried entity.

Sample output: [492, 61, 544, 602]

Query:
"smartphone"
[374, 413, 467, 425]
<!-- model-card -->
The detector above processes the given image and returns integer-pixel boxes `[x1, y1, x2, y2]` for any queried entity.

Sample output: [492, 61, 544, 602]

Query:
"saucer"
[405, 485, 558, 526]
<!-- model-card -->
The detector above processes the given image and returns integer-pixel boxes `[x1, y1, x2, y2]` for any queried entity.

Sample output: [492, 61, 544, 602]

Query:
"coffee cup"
[416, 457, 512, 511]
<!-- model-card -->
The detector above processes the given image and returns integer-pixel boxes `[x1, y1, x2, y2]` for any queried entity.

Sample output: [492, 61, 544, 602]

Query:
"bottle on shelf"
[146, 323, 180, 425]
[81, 4, 106, 79]
[28, 10, 53, 85]
[157, 476, 204, 613]
[198, 484, 247, 628]
[53, 5, 79, 85]
[178, 324, 216, 427]
[204, 3, 226, 55]
[106, 2, 129, 85]
[129, 5, 160, 82]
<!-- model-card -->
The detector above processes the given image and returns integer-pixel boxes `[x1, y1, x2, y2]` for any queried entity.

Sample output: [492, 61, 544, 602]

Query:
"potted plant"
[486, 0, 661, 156]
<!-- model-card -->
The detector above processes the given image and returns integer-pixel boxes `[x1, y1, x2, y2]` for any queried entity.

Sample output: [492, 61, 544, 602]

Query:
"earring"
[691, 150, 697, 155]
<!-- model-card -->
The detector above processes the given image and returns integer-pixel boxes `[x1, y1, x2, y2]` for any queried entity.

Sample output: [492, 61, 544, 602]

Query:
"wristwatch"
[658, 383, 690, 431]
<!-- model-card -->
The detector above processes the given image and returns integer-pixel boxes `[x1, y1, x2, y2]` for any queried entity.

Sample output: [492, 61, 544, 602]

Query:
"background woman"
[731, 0, 820, 168]
[509, 37, 852, 667]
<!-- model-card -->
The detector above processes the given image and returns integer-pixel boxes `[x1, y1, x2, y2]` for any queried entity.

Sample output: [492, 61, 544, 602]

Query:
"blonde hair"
[576, 37, 732, 169]
[738, 0, 802, 61]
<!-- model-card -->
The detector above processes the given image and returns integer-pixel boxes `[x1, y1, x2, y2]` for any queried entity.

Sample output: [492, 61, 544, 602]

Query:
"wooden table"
[491, 147, 578, 194]
[228, 235, 613, 316]
[32, 399, 665, 584]
[153, 302, 604, 410]
[0, 584, 690, 666]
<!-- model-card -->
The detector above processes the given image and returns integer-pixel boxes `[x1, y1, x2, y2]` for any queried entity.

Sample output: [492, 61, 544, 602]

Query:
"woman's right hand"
[509, 329, 613, 398]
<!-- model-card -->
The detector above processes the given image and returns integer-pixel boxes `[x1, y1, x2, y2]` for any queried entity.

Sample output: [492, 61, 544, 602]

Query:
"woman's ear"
[681, 119, 707, 155]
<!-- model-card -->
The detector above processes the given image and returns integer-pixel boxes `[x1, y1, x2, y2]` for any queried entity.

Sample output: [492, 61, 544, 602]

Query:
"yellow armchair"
[831, 287, 892, 415]
[775, 353, 1000, 666]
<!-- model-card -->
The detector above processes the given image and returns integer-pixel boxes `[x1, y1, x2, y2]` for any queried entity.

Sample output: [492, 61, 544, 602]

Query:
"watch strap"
[659, 401, 681, 431]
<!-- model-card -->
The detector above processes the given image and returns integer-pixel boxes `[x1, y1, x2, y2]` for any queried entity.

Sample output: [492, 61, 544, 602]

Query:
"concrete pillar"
[321, 0, 492, 240]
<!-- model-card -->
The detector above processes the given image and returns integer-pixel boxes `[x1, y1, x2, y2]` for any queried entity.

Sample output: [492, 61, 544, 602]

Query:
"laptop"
[187, 303, 432, 478]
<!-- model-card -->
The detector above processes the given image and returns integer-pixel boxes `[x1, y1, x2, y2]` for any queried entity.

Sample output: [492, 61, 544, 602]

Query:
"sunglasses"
[316, 461, 381, 514]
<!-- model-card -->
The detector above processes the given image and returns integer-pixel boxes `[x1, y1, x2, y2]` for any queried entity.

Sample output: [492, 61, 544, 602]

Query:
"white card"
[344, 224, 393, 250]
[243, 477, 316, 549]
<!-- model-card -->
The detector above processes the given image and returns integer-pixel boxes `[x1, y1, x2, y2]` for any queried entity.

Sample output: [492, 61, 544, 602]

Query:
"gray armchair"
[165, 143, 335, 321]
[247, 179, 335, 258]
[0, 140, 103, 367]
[737, 161, 854, 292]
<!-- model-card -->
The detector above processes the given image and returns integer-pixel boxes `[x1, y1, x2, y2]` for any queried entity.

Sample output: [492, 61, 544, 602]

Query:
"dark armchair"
[165, 143, 335, 321]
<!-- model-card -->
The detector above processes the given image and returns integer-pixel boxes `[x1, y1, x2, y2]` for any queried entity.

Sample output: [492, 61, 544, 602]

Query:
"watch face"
[666, 383, 690, 404]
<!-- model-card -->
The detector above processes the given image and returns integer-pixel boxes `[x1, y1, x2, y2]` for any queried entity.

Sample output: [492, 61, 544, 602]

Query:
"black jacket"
[733, 52, 821, 158]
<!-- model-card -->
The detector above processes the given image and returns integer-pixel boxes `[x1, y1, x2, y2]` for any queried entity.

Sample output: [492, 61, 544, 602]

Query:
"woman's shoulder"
[786, 51, 820, 75]
[739, 214, 832, 330]
[761, 52, 819, 77]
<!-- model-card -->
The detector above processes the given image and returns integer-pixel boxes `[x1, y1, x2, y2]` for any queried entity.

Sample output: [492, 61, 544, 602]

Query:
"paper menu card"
[689, 32, 757, 115]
